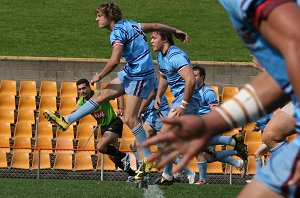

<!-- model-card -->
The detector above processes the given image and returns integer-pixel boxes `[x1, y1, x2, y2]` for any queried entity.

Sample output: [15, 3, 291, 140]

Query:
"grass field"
[0, 179, 243, 198]
[0, 0, 250, 61]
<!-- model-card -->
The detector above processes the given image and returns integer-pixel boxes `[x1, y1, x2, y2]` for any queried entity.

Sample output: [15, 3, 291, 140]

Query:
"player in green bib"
[76, 79, 135, 177]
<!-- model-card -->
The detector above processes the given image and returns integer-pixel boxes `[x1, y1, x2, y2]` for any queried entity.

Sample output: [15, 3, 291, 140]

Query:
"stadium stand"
[0, 80, 17, 96]
[39, 81, 57, 97]
[19, 80, 37, 96]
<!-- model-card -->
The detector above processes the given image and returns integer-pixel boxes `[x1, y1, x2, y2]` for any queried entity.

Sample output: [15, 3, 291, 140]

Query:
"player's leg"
[262, 108, 295, 154]
[254, 143, 269, 170]
[195, 152, 208, 185]
[44, 77, 125, 131]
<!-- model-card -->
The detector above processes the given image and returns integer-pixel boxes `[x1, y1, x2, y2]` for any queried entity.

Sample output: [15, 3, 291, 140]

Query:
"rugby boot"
[232, 134, 248, 161]
[43, 109, 70, 131]
[134, 159, 156, 180]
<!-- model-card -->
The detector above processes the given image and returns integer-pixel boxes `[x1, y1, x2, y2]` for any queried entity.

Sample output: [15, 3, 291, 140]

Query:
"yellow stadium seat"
[35, 137, 53, 153]
[0, 149, 8, 168]
[39, 81, 57, 97]
[18, 95, 36, 111]
[221, 86, 239, 103]
[77, 138, 95, 155]
[31, 151, 51, 169]
[0, 109, 15, 124]
[207, 161, 223, 174]
[53, 153, 73, 170]
[96, 153, 117, 171]
[10, 150, 30, 169]
[13, 137, 32, 153]
[16, 109, 35, 125]
[244, 130, 262, 144]
[79, 115, 97, 127]
[39, 96, 57, 111]
[36, 122, 53, 139]
[59, 96, 76, 112]
[0, 80, 17, 96]
[76, 124, 95, 140]
[55, 138, 74, 154]
[60, 82, 77, 98]
[74, 151, 94, 171]
[247, 155, 257, 175]
[0, 122, 12, 139]
[0, 137, 10, 153]
[19, 80, 37, 96]
[14, 122, 33, 138]
[56, 127, 74, 140]
[0, 94, 16, 110]
[210, 85, 220, 102]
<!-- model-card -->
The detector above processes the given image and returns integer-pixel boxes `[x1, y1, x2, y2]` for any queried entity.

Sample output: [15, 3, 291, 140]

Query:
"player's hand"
[91, 72, 101, 85]
[172, 106, 185, 117]
[154, 97, 161, 110]
[145, 135, 210, 173]
[174, 30, 189, 43]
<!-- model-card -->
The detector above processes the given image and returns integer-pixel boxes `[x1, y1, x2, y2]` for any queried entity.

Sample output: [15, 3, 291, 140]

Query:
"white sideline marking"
[144, 185, 164, 198]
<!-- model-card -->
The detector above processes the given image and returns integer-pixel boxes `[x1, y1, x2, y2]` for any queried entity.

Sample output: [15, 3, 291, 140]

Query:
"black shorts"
[101, 117, 123, 138]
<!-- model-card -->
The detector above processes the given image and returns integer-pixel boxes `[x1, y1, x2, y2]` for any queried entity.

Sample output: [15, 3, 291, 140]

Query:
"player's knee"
[96, 144, 106, 153]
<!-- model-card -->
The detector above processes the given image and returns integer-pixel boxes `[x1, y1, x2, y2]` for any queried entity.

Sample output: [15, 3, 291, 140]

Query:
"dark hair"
[154, 31, 174, 45]
[96, 2, 122, 23]
[76, 79, 90, 87]
[193, 65, 206, 81]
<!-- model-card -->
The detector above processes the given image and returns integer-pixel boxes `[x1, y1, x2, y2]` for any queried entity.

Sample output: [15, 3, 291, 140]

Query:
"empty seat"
[39, 96, 57, 111]
[13, 137, 32, 153]
[0, 149, 8, 168]
[186, 157, 199, 173]
[14, 122, 33, 138]
[55, 138, 74, 154]
[0, 109, 14, 124]
[76, 124, 95, 140]
[0, 122, 12, 139]
[0, 94, 16, 110]
[221, 86, 239, 103]
[90, 83, 97, 90]
[16, 109, 35, 125]
[247, 141, 262, 155]
[165, 86, 175, 106]
[60, 82, 77, 98]
[19, 80, 37, 96]
[39, 81, 57, 97]
[122, 124, 135, 142]
[245, 130, 262, 143]
[79, 115, 97, 126]
[74, 151, 94, 171]
[53, 153, 73, 170]
[56, 127, 74, 140]
[77, 139, 95, 154]
[18, 95, 36, 111]
[10, 150, 30, 169]
[35, 137, 53, 153]
[96, 153, 116, 171]
[207, 161, 223, 174]
[247, 155, 257, 175]
[31, 151, 51, 169]
[0, 80, 17, 96]
[59, 96, 76, 112]
[37, 111, 49, 124]
[0, 136, 10, 153]
[36, 122, 53, 139]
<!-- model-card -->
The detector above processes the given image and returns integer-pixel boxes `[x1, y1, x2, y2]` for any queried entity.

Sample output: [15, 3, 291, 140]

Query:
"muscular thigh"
[263, 110, 295, 141]
[97, 132, 119, 149]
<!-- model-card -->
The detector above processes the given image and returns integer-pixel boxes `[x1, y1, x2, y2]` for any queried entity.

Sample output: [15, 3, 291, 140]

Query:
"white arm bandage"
[215, 84, 266, 129]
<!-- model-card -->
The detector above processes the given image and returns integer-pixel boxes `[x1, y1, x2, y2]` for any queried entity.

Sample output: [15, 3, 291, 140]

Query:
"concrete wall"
[0, 56, 259, 89]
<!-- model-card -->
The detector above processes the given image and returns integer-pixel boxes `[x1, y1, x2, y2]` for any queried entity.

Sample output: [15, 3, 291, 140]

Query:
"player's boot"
[134, 159, 156, 180]
[121, 153, 131, 172]
[43, 109, 70, 131]
[232, 134, 248, 161]
[156, 176, 174, 186]
[236, 159, 247, 178]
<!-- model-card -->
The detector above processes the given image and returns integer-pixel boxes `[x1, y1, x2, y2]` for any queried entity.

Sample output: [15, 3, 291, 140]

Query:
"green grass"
[0, 0, 250, 62]
[0, 179, 243, 198]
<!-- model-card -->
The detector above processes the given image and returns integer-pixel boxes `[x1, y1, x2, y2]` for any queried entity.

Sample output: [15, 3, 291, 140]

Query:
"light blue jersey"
[157, 46, 191, 98]
[196, 85, 219, 116]
[110, 20, 155, 80]
[157, 45, 201, 114]
[219, 0, 300, 196]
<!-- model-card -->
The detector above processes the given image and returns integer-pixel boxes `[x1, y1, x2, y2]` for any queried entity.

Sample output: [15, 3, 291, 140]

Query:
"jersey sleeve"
[204, 90, 219, 106]
[110, 26, 128, 47]
[169, 54, 190, 72]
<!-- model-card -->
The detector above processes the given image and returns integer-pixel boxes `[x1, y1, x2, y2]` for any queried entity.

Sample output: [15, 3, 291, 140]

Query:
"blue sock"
[219, 157, 239, 167]
[197, 161, 207, 182]
[270, 140, 288, 155]
[215, 149, 237, 160]
[176, 156, 192, 175]
[131, 123, 152, 158]
[208, 135, 234, 146]
[255, 157, 263, 170]
[65, 98, 99, 123]
[163, 161, 173, 178]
